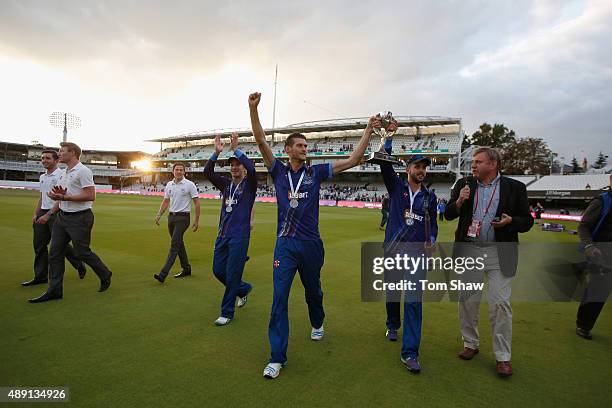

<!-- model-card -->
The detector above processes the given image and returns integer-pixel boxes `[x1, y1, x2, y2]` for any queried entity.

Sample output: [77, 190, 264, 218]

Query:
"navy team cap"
[405, 155, 432, 166]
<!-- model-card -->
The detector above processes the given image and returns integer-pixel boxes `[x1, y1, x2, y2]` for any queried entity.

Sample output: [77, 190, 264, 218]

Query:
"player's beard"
[409, 172, 424, 185]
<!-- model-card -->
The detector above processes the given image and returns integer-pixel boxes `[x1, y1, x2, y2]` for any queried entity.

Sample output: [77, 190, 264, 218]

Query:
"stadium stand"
[527, 174, 610, 191]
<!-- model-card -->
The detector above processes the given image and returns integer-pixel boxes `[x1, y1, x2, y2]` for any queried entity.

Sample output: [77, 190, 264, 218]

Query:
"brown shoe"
[496, 361, 513, 377]
[458, 347, 479, 360]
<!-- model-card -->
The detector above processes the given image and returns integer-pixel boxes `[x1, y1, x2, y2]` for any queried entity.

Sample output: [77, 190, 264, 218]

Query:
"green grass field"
[0, 189, 610, 408]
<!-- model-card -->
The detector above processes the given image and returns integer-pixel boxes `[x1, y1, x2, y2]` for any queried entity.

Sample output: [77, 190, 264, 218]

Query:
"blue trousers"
[269, 237, 325, 364]
[212, 237, 252, 319]
[385, 262, 426, 359]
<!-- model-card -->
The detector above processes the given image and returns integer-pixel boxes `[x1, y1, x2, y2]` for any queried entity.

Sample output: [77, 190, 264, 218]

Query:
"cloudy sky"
[0, 0, 610, 163]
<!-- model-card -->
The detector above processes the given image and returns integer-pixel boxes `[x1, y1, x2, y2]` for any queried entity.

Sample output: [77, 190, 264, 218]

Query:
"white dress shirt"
[58, 162, 95, 212]
[39, 167, 63, 210]
[164, 178, 199, 213]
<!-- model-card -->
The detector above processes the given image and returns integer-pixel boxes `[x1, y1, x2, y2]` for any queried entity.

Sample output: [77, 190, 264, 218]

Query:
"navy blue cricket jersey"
[380, 162, 438, 245]
[203, 149, 257, 239]
[269, 159, 333, 241]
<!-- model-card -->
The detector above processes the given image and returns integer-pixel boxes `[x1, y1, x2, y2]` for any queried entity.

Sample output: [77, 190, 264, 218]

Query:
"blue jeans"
[268, 237, 325, 364]
[212, 237, 252, 319]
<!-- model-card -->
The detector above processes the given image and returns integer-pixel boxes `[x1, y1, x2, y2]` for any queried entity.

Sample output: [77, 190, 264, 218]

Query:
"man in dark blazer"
[445, 147, 533, 377]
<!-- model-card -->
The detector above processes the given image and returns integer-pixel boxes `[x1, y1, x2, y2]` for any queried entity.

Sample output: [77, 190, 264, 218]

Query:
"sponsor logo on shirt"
[288, 192, 308, 199]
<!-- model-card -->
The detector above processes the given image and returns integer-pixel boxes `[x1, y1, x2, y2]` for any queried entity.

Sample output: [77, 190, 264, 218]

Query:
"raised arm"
[331, 116, 379, 175]
[203, 135, 230, 191]
[248, 92, 275, 169]
[230, 132, 257, 192]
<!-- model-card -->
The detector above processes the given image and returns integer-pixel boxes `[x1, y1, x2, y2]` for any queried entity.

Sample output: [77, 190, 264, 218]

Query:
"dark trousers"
[159, 213, 191, 278]
[380, 210, 389, 228]
[33, 209, 83, 282]
[48, 210, 112, 296]
[577, 268, 611, 331]
[385, 250, 426, 359]
[213, 237, 252, 319]
[269, 238, 325, 364]
[438, 212, 444, 221]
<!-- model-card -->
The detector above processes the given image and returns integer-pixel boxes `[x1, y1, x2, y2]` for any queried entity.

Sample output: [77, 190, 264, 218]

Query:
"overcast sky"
[0, 0, 610, 163]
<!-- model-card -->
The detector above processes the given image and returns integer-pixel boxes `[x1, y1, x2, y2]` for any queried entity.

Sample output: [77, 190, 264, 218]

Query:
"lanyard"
[473, 179, 499, 217]
[407, 186, 419, 213]
[287, 170, 305, 199]
[228, 179, 243, 206]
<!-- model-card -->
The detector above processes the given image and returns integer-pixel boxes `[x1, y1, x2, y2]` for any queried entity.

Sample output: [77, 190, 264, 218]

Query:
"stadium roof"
[0, 141, 149, 156]
[146, 115, 462, 143]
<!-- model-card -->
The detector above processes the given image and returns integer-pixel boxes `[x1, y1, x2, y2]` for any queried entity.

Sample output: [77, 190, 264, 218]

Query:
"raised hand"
[230, 132, 239, 151]
[368, 115, 382, 130]
[248, 92, 261, 108]
[388, 118, 398, 133]
[456, 184, 470, 208]
[214, 135, 224, 155]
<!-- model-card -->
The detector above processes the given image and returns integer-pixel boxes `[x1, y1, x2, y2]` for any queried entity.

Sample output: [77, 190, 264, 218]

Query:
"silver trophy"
[366, 111, 405, 166]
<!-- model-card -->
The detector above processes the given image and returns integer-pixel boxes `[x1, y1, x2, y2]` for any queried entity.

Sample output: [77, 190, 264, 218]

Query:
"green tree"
[465, 123, 516, 148]
[502, 137, 552, 175]
[592, 151, 608, 169]
[571, 157, 581, 173]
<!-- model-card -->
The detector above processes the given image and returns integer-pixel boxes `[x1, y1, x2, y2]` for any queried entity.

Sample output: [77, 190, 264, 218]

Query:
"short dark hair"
[472, 147, 502, 169]
[172, 162, 186, 171]
[59, 142, 82, 159]
[41, 149, 58, 160]
[285, 133, 307, 147]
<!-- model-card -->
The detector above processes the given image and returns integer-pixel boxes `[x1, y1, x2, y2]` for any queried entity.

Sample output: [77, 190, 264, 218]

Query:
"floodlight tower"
[49, 112, 81, 142]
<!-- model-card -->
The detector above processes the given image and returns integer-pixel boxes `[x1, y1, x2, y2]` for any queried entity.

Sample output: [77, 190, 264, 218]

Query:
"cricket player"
[203, 132, 257, 326]
[249, 91, 378, 379]
[381, 152, 438, 374]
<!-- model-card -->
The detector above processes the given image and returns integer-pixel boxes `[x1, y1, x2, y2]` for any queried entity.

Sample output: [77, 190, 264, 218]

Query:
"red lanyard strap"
[473, 180, 498, 217]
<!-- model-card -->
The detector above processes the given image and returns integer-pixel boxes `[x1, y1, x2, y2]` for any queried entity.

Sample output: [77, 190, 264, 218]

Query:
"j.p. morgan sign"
[528, 190, 600, 199]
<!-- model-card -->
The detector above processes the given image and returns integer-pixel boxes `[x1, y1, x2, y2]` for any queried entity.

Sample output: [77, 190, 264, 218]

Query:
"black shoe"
[174, 271, 192, 278]
[154, 274, 165, 283]
[99, 272, 112, 292]
[29, 292, 62, 303]
[78, 265, 87, 279]
[576, 327, 593, 340]
[21, 279, 48, 287]
[246, 256, 250, 262]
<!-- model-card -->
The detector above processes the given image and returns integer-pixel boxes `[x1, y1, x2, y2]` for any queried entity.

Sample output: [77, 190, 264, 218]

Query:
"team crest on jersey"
[302, 175, 314, 186]
[274, 259, 280, 268]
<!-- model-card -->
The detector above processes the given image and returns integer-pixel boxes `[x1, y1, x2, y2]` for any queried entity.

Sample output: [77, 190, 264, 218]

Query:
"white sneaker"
[237, 295, 248, 308]
[311, 326, 324, 341]
[263, 363, 282, 379]
[213, 316, 231, 326]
